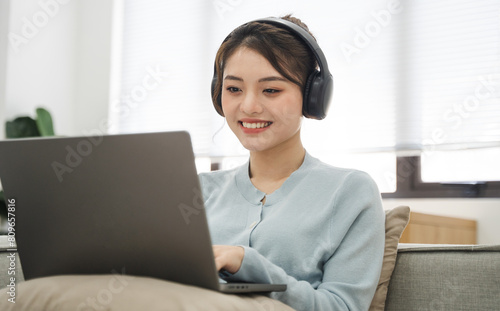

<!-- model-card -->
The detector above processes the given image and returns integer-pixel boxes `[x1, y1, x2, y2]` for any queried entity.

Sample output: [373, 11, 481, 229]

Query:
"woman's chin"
[238, 139, 271, 153]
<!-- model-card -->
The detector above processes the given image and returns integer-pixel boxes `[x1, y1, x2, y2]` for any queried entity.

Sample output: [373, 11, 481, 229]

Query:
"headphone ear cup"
[302, 70, 319, 118]
[303, 70, 333, 120]
[320, 73, 334, 119]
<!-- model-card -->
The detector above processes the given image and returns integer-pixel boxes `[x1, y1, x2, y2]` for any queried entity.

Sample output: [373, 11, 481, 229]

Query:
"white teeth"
[242, 122, 271, 129]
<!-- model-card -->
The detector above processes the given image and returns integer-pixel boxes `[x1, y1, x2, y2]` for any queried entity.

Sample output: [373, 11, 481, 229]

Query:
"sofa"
[1, 205, 499, 310]
[1, 237, 499, 310]
[384, 244, 500, 310]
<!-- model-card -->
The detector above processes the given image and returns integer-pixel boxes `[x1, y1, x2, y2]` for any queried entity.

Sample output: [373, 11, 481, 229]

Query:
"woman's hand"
[213, 245, 245, 274]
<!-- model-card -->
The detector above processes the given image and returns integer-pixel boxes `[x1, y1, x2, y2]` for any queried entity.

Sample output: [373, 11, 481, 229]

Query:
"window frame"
[382, 156, 500, 198]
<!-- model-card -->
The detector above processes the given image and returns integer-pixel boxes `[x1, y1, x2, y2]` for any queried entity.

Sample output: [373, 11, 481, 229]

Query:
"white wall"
[383, 198, 500, 245]
[73, 0, 114, 137]
[2, 0, 113, 137]
[1, 0, 499, 245]
[4, 0, 78, 135]
[0, 0, 10, 139]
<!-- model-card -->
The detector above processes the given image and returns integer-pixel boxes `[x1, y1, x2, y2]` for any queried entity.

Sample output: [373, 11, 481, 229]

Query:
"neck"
[248, 132, 306, 183]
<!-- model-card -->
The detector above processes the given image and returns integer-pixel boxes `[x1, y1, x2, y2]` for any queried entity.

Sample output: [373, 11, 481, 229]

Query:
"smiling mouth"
[239, 121, 273, 129]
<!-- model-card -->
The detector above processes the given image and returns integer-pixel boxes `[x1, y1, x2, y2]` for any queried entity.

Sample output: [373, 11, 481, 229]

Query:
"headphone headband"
[252, 18, 330, 74]
[211, 17, 333, 120]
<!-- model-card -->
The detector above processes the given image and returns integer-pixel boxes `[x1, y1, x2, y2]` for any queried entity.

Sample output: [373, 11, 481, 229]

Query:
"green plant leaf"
[36, 107, 55, 136]
[0, 190, 6, 218]
[6, 116, 41, 138]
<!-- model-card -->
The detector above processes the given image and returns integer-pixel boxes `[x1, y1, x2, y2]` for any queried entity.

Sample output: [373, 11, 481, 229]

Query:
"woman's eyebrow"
[224, 75, 243, 81]
[223, 75, 287, 82]
[258, 76, 287, 82]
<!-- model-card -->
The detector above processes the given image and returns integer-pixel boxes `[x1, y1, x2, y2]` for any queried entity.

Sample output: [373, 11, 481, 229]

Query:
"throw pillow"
[369, 205, 411, 311]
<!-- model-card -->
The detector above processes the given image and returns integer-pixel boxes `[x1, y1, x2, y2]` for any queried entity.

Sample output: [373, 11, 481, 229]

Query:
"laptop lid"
[0, 131, 224, 290]
[0, 131, 285, 294]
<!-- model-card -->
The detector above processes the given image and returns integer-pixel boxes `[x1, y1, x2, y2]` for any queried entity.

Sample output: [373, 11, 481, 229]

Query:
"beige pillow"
[369, 205, 411, 311]
[0, 275, 294, 311]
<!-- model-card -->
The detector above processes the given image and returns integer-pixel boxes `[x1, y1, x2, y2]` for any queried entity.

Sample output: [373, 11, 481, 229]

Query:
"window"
[113, 0, 500, 197]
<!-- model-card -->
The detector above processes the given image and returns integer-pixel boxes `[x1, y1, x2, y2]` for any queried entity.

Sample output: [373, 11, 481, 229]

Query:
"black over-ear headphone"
[211, 17, 333, 120]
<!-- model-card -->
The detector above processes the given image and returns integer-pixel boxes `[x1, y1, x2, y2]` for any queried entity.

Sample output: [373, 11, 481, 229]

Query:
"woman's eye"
[264, 89, 281, 94]
[226, 87, 240, 93]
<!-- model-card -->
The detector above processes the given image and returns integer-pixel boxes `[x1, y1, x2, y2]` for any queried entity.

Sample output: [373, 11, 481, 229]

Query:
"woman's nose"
[240, 92, 263, 114]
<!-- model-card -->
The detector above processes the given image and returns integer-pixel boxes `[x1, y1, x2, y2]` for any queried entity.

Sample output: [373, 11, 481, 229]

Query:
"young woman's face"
[221, 47, 303, 153]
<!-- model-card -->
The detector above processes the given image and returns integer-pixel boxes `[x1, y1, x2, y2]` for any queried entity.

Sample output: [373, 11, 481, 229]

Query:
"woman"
[199, 15, 385, 311]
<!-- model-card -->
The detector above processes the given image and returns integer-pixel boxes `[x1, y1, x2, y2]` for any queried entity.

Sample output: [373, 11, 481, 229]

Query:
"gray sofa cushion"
[385, 244, 500, 311]
[0, 236, 23, 290]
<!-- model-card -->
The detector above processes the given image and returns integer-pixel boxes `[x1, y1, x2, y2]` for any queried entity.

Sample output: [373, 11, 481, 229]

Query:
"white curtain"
[113, 0, 500, 189]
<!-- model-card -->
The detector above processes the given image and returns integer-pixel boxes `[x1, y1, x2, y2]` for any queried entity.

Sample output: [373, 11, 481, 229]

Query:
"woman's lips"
[238, 120, 273, 134]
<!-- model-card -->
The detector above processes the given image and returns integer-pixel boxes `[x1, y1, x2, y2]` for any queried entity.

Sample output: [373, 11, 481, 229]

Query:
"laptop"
[0, 131, 286, 293]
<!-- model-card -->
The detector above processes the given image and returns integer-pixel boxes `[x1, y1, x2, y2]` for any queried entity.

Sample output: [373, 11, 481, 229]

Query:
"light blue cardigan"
[199, 152, 385, 311]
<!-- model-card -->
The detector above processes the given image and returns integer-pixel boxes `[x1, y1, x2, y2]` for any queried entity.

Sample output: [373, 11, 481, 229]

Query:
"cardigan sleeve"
[222, 171, 385, 311]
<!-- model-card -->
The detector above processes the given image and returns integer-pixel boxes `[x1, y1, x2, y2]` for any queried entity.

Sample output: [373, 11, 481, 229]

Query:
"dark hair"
[212, 14, 318, 116]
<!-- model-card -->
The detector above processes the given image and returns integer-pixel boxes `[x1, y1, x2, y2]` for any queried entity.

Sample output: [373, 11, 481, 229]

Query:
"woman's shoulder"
[306, 153, 376, 185]
[306, 155, 383, 217]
